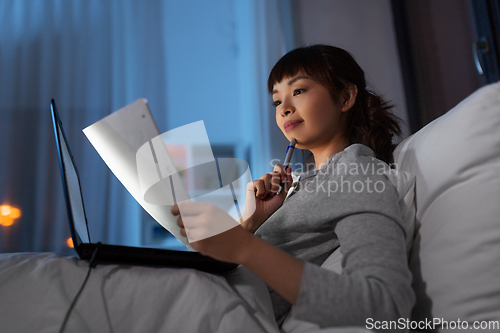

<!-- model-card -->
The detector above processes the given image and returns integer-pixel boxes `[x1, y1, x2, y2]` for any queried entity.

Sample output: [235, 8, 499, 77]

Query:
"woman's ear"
[341, 84, 358, 112]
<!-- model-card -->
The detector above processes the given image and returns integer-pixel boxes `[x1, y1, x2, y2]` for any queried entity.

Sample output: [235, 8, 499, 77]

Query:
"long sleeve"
[292, 212, 415, 330]
[255, 144, 415, 329]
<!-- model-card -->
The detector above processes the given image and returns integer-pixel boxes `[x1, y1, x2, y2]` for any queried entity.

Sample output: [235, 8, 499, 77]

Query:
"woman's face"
[272, 74, 349, 151]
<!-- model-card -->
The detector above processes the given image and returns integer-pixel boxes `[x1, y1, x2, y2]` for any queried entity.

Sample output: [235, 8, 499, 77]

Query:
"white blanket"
[0, 252, 371, 333]
[0, 253, 279, 333]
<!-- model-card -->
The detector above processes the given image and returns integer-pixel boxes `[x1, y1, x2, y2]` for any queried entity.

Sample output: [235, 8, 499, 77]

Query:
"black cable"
[59, 243, 101, 333]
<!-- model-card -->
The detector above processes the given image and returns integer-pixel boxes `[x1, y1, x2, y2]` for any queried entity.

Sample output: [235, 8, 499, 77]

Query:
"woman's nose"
[279, 101, 295, 116]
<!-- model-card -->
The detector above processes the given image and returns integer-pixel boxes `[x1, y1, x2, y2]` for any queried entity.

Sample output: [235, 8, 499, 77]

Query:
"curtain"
[0, 0, 293, 254]
[234, 0, 294, 178]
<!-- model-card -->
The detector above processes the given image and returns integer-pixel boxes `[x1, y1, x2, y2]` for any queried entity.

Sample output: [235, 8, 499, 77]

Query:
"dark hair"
[268, 44, 401, 163]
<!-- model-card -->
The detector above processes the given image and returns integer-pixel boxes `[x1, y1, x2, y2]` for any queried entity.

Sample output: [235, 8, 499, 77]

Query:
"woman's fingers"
[174, 199, 245, 242]
[176, 202, 240, 244]
[246, 164, 291, 199]
[273, 164, 286, 194]
[175, 213, 187, 237]
[273, 164, 293, 196]
[270, 170, 282, 194]
[176, 215, 184, 227]
[177, 201, 219, 216]
[261, 174, 273, 194]
[253, 175, 274, 198]
[283, 166, 293, 193]
[273, 163, 286, 181]
[251, 179, 267, 198]
[255, 175, 278, 197]
[171, 204, 180, 216]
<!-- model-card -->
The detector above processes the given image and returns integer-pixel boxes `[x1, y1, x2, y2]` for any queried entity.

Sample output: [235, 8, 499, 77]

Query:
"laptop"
[51, 99, 237, 274]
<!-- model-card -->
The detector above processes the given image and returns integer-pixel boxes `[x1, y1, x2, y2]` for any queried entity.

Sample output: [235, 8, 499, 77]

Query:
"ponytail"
[344, 88, 401, 164]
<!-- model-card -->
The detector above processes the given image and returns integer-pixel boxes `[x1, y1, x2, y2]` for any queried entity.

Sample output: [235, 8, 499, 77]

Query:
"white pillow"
[383, 169, 416, 253]
[393, 82, 500, 330]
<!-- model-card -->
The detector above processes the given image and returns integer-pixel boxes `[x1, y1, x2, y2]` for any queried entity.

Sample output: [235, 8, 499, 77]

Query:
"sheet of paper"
[82, 99, 195, 251]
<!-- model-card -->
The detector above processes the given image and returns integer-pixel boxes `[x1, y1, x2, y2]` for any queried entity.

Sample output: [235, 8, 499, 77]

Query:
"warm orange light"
[0, 205, 11, 216]
[0, 217, 13, 226]
[0, 205, 21, 226]
[9, 208, 21, 219]
[67, 237, 74, 248]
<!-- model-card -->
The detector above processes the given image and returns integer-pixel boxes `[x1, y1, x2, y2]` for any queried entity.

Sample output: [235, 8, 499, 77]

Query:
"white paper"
[82, 99, 195, 251]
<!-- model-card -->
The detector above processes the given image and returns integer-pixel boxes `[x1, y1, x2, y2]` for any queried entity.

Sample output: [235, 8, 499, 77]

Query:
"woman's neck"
[311, 140, 350, 170]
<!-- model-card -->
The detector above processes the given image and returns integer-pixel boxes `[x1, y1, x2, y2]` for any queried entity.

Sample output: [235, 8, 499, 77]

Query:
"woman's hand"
[241, 164, 293, 233]
[171, 200, 304, 305]
[171, 202, 253, 264]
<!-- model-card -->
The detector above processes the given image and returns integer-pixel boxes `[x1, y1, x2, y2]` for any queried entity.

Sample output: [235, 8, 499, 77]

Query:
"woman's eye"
[273, 100, 281, 107]
[293, 89, 304, 96]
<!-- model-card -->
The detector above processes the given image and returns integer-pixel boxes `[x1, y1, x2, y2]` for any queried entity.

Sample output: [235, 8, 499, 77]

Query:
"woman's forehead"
[272, 73, 312, 91]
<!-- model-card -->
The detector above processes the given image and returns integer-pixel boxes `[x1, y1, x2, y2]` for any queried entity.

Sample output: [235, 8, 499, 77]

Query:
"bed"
[0, 252, 368, 333]
[1, 81, 499, 332]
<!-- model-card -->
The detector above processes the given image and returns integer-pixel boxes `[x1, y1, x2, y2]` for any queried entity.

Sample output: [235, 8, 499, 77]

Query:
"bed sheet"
[0, 252, 279, 333]
[0, 252, 371, 333]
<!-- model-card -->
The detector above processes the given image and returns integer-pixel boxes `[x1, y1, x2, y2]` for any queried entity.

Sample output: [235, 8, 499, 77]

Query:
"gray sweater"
[254, 144, 415, 329]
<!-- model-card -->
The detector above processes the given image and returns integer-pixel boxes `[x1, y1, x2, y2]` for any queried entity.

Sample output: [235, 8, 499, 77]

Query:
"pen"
[277, 138, 296, 195]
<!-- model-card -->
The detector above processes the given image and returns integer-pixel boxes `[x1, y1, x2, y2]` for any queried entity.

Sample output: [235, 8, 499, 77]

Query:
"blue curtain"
[0, 0, 293, 254]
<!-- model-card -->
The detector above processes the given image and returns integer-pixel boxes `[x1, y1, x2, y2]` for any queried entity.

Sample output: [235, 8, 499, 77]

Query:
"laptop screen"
[58, 126, 90, 244]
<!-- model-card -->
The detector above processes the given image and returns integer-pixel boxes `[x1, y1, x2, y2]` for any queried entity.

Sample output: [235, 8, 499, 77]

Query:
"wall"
[163, 0, 241, 146]
[401, 0, 482, 127]
[290, 0, 411, 139]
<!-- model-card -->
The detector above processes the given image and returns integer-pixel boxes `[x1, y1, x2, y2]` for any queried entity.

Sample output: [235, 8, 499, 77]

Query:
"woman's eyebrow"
[272, 76, 310, 95]
[287, 75, 309, 85]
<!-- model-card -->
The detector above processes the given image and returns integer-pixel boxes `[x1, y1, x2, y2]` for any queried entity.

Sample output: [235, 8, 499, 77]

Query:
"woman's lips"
[284, 120, 303, 132]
